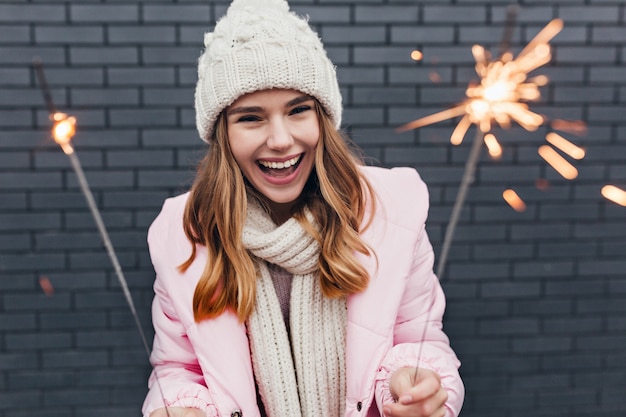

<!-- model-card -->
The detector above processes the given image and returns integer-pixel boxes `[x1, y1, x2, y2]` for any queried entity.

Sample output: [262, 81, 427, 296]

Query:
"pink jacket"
[142, 166, 464, 417]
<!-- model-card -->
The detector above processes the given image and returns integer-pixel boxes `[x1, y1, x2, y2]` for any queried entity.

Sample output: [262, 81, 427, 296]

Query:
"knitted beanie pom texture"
[194, 0, 342, 142]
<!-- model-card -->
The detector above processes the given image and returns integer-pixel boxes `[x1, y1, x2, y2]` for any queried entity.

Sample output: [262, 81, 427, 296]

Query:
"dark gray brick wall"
[1, 1, 625, 417]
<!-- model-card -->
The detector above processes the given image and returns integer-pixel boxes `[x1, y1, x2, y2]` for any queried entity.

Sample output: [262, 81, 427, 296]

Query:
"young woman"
[142, 1, 464, 417]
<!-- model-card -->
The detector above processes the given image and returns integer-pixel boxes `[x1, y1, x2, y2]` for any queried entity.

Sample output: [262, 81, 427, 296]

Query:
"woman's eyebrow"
[226, 106, 264, 116]
[286, 95, 314, 107]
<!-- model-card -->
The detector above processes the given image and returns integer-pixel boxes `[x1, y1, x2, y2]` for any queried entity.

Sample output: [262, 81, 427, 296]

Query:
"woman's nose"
[266, 118, 294, 150]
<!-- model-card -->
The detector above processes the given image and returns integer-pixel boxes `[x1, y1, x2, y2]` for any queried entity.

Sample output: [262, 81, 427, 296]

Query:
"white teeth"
[259, 155, 300, 169]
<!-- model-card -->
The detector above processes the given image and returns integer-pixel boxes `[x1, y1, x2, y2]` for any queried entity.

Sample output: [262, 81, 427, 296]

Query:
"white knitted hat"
[194, 0, 342, 142]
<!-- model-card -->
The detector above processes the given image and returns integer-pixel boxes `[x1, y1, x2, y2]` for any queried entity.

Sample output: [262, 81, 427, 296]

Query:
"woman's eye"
[289, 105, 312, 115]
[237, 115, 261, 123]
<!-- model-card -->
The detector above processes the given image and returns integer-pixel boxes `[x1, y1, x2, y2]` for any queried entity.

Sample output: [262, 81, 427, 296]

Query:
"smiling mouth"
[258, 154, 302, 171]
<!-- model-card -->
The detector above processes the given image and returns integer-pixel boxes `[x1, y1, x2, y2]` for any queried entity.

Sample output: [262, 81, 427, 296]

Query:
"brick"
[575, 222, 626, 238]
[558, 6, 620, 23]
[142, 44, 202, 64]
[384, 146, 447, 165]
[76, 329, 143, 348]
[42, 67, 105, 87]
[447, 261, 509, 280]
[65, 211, 133, 230]
[107, 67, 176, 86]
[388, 66, 453, 85]
[353, 45, 419, 65]
[70, 5, 139, 23]
[511, 373, 570, 390]
[70, 47, 138, 65]
[143, 5, 211, 23]
[512, 299, 573, 316]
[0, 4, 65, 23]
[0, 212, 62, 231]
[291, 5, 351, 24]
[0, 313, 37, 331]
[343, 107, 385, 126]
[321, 25, 385, 44]
[355, 6, 419, 23]
[479, 318, 540, 335]
[537, 241, 599, 258]
[108, 26, 176, 44]
[393, 26, 454, 44]
[109, 109, 176, 127]
[35, 26, 104, 44]
[6, 332, 72, 350]
[420, 85, 467, 105]
[42, 350, 109, 369]
[512, 336, 573, 353]
[0, 390, 42, 410]
[0, 68, 30, 86]
[511, 223, 572, 240]
[577, 298, 626, 314]
[491, 6, 556, 24]
[144, 87, 194, 106]
[138, 169, 195, 188]
[0, 232, 30, 251]
[578, 260, 626, 276]
[473, 243, 534, 260]
[555, 46, 617, 64]
[37, 271, 107, 291]
[553, 85, 614, 103]
[71, 88, 139, 106]
[0, 25, 31, 43]
[482, 281, 542, 298]
[423, 6, 487, 23]
[0, 109, 32, 128]
[102, 190, 171, 209]
[541, 353, 602, 371]
[8, 370, 75, 390]
[43, 388, 110, 406]
[77, 368, 145, 387]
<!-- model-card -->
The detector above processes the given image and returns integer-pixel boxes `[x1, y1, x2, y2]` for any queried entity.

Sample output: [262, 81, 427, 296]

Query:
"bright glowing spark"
[411, 50, 424, 61]
[397, 18, 564, 142]
[483, 133, 502, 159]
[601, 185, 626, 207]
[51, 112, 76, 155]
[538, 145, 578, 180]
[502, 189, 527, 212]
[545, 132, 585, 159]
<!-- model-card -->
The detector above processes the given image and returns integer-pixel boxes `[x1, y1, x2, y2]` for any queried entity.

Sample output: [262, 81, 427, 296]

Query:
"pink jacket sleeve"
[372, 173, 464, 417]
[142, 198, 217, 417]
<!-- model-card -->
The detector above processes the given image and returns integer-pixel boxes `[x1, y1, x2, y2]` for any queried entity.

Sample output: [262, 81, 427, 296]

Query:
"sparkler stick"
[436, 128, 484, 279]
[33, 59, 172, 417]
[402, 9, 565, 387]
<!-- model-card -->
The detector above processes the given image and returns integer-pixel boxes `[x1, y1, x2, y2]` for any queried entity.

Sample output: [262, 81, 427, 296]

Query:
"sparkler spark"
[502, 189, 527, 212]
[601, 185, 626, 207]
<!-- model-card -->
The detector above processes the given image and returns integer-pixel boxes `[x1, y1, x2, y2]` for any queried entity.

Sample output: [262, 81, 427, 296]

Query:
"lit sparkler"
[33, 59, 171, 417]
[397, 17, 564, 279]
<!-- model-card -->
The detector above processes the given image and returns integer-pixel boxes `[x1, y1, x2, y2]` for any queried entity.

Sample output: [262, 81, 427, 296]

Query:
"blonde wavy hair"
[180, 101, 376, 322]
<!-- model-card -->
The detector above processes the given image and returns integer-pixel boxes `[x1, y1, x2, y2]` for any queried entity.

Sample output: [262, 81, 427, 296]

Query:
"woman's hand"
[150, 407, 206, 417]
[383, 367, 448, 417]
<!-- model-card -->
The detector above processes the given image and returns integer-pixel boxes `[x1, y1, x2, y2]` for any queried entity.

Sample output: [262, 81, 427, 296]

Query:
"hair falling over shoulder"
[180, 102, 376, 323]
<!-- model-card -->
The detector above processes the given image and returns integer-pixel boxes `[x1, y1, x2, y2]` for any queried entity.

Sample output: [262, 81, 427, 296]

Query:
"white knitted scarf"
[242, 200, 347, 417]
